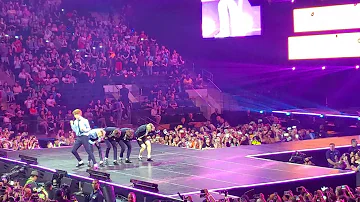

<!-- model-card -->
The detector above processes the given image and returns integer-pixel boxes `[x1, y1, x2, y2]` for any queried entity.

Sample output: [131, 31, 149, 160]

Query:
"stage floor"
[6, 136, 355, 197]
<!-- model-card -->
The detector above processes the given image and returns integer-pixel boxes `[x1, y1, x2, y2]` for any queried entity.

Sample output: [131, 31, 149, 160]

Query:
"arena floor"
[6, 136, 355, 198]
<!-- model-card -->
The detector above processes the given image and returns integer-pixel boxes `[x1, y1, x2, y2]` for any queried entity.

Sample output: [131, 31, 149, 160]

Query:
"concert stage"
[2, 136, 357, 201]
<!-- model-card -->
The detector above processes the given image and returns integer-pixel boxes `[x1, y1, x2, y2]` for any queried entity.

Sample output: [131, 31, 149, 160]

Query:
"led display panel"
[294, 3, 360, 33]
[202, 0, 261, 38]
[288, 32, 360, 60]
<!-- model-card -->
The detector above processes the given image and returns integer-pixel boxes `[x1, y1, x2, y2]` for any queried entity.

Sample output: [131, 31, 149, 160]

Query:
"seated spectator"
[194, 74, 204, 88]
[183, 75, 193, 89]
[159, 96, 168, 110]
[168, 97, 178, 109]
[348, 139, 359, 154]
[326, 143, 341, 168]
[151, 106, 161, 124]
[46, 95, 57, 109]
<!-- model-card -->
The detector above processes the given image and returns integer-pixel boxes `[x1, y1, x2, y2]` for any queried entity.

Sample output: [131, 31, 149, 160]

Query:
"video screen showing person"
[202, 0, 261, 38]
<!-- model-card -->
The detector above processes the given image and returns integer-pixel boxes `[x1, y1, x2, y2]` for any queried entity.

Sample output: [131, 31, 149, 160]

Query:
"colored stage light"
[319, 114, 324, 118]
[286, 112, 291, 116]
[356, 65, 359, 69]
[292, 67, 296, 70]
[260, 110, 264, 114]
[322, 66, 326, 70]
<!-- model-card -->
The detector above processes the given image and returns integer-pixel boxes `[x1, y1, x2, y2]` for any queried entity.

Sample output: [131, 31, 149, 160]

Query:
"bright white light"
[292, 67, 296, 70]
[260, 110, 264, 114]
[202, 17, 216, 38]
[356, 65, 359, 69]
[322, 66, 326, 70]
[289, 32, 360, 60]
[294, 4, 360, 33]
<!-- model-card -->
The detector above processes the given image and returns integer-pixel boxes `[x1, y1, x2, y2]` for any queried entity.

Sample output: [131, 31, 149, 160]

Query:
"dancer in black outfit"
[117, 128, 134, 163]
[135, 123, 155, 161]
[103, 127, 120, 165]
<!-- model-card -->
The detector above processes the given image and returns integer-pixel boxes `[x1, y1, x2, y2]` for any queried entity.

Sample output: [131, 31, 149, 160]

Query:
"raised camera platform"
[1, 136, 357, 201]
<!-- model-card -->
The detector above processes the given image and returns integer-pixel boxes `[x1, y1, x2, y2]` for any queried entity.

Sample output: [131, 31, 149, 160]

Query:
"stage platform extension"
[3, 136, 357, 200]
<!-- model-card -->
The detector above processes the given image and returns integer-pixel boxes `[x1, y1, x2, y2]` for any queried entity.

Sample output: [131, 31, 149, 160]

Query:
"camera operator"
[304, 157, 315, 166]
[89, 179, 104, 202]
[54, 188, 71, 202]
[39, 181, 54, 200]
[24, 171, 38, 190]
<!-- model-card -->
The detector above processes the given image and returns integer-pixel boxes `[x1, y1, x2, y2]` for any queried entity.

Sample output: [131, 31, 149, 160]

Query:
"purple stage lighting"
[322, 66, 326, 70]
[356, 65, 359, 69]
[292, 67, 296, 70]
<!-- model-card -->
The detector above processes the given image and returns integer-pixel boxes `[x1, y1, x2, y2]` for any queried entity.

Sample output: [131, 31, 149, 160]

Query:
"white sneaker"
[138, 155, 142, 160]
[93, 164, 99, 170]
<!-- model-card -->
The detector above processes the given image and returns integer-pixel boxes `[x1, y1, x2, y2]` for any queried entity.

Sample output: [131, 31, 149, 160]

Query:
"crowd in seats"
[150, 111, 323, 150]
[0, 169, 101, 202]
[199, 184, 360, 202]
[0, 0, 195, 137]
[139, 71, 205, 124]
[0, 128, 40, 150]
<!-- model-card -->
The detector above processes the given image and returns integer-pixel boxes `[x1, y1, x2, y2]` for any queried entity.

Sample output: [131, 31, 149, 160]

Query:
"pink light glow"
[291, 112, 321, 116]
[288, 32, 360, 60]
[272, 111, 360, 119]
[294, 3, 360, 33]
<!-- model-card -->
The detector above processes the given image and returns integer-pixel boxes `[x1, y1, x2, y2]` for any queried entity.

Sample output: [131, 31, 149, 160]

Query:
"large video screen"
[288, 32, 360, 60]
[202, 0, 261, 38]
[294, 4, 360, 33]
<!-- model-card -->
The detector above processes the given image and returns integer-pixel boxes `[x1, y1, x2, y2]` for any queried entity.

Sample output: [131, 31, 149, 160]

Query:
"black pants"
[71, 136, 96, 164]
[88, 142, 103, 162]
[105, 139, 118, 160]
[118, 139, 132, 159]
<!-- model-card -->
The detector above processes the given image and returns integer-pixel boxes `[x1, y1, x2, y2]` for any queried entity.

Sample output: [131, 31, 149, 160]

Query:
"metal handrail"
[207, 78, 222, 93]
[190, 86, 213, 108]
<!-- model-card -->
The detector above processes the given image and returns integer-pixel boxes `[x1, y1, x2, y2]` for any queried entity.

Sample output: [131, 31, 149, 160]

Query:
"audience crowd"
[0, 0, 194, 138]
[208, 184, 360, 202]
[150, 111, 318, 150]
[325, 140, 360, 172]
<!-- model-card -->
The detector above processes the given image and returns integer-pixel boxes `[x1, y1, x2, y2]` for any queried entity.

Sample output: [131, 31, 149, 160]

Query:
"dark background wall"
[61, 0, 360, 109]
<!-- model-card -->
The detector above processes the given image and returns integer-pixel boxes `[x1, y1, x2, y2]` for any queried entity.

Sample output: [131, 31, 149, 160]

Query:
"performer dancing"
[135, 123, 155, 161]
[87, 128, 105, 167]
[117, 128, 134, 163]
[103, 127, 120, 165]
[70, 109, 98, 169]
